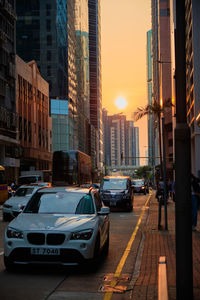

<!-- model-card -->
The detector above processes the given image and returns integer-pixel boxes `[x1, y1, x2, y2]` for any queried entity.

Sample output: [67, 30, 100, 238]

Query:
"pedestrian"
[191, 174, 200, 231]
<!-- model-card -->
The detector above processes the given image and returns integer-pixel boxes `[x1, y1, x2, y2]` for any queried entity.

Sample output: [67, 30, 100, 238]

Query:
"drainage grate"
[99, 273, 130, 293]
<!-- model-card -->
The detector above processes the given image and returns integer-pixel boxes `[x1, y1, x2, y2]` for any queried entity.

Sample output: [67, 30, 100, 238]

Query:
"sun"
[115, 97, 128, 110]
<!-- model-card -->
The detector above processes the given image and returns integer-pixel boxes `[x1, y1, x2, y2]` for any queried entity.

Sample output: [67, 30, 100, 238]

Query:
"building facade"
[16, 0, 77, 150]
[75, 0, 90, 154]
[147, 29, 154, 167]
[151, 0, 173, 179]
[0, 0, 19, 182]
[88, 0, 103, 170]
[102, 112, 139, 168]
[185, 0, 200, 176]
[16, 55, 52, 172]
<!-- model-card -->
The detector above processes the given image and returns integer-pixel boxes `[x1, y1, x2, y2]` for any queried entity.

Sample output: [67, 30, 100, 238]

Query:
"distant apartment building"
[16, 0, 77, 150]
[102, 111, 139, 168]
[0, 1, 19, 182]
[125, 121, 140, 167]
[185, 0, 200, 176]
[74, 0, 90, 155]
[16, 55, 52, 171]
[88, 0, 103, 170]
[151, 0, 173, 178]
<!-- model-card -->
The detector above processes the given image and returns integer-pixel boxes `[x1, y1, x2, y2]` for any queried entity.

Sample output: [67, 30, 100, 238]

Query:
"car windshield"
[132, 180, 144, 186]
[101, 178, 127, 190]
[15, 188, 34, 197]
[24, 192, 94, 214]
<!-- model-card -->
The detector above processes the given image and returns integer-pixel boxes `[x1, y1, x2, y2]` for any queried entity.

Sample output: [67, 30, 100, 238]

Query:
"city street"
[0, 194, 150, 300]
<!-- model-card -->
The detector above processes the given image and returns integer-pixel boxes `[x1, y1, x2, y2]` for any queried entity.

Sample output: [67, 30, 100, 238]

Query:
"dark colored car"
[99, 176, 134, 211]
[132, 179, 147, 195]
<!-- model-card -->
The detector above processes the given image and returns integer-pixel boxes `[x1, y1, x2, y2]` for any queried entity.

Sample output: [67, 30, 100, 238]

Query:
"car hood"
[8, 213, 96, 231]
[4, 196, 31, 207]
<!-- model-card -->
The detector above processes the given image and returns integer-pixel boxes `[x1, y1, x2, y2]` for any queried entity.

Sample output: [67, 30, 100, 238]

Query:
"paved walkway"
[130, 192, 200, 300]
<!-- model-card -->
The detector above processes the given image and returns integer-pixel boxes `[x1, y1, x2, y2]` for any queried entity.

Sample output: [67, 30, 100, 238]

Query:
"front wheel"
[4, 256, 14, 271]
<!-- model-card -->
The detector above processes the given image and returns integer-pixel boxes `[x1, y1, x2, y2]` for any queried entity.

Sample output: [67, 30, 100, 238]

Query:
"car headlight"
[7, 227, 24, 239]
[70, 229, 93, 240]
[141, 186, 145, 189]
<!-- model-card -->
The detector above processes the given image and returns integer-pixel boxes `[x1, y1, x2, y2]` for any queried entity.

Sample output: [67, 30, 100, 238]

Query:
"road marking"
[103, 192, 152, 300]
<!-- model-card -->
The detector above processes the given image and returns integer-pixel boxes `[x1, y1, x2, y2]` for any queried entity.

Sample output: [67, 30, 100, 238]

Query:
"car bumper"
[4, 233, 97, 266]
[102, 198, 132, 210]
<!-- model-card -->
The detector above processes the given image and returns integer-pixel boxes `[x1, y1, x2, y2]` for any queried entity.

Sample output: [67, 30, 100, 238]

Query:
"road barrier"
[158, 256, 169, 300]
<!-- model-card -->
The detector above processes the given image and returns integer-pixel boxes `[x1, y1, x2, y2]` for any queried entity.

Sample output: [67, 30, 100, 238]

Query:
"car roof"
[35, 186, 94, 194]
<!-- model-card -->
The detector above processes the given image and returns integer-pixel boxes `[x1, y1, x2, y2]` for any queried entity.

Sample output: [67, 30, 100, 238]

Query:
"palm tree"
[132, 98, 173, 179]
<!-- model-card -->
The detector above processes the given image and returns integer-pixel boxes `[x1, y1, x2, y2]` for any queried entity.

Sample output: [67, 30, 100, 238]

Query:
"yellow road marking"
[103, 192, 152, 300]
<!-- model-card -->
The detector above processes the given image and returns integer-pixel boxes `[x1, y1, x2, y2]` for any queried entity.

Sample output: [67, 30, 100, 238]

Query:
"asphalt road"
[0, 193, 150, 300]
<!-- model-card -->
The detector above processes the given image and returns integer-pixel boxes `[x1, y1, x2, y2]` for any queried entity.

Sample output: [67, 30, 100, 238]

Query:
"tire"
[93, 234, 100, 264]
[4, 256, 14, 271]
[3, 213, 10, 222]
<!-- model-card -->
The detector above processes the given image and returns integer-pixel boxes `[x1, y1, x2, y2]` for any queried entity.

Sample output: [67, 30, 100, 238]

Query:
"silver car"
[4, 187, 110, 269]
[2, 185, 44, 221]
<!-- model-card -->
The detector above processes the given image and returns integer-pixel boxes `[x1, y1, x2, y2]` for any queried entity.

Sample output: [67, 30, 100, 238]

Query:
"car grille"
[27, 233, 45, 245]
[47, 234, 65, 245]
[27, 233, 65, 245]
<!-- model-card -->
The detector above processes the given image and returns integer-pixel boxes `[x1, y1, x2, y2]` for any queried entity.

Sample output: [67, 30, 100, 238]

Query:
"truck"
[18, 170, 52, 186]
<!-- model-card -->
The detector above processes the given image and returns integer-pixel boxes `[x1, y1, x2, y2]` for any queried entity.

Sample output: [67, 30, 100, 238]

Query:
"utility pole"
[175, 1, 193, 299]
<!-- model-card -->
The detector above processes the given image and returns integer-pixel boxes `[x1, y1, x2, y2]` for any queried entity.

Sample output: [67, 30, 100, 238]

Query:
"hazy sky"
[101, 0, 151, 164]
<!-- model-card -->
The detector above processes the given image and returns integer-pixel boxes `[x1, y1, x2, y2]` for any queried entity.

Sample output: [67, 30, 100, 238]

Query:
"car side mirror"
[98, 207, 110, 215]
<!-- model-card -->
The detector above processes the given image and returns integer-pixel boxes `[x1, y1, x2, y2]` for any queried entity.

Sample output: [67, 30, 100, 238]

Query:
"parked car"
[131, 179, 147, 195]
[99, 176, 134, 211]
[2, 185, 45, 221]
[4, 186, 110, 270]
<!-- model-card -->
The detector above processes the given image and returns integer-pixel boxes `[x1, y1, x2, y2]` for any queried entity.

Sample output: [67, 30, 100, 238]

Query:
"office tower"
[88, 0, 103, 170]
[0, 1, 19, 182]
[185, 0, 200, 176]
[151, 0, 173, 178]
[75, 0, 90, 154]
[16, 0, 77, 150]
[147, 30, 154, 167]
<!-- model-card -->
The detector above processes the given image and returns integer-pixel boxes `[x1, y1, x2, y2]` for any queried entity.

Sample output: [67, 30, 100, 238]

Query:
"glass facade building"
[88, 0, 103, 170]
[74, 0, 90, 154]
[16, 0, 77, 150]
[147, 30, 154, 167]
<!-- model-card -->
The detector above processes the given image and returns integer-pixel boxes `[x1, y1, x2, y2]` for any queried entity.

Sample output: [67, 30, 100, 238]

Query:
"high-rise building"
[147, 29, 154, 167]
[75, 0, 90, 154]
[185, 0, 200, 176]
[102, 112, 139, 168]
[88, 0, 103, 170]
[0, 1, 19, 182]
[16, 0, 77, 150]
[151, 0, 173, 179]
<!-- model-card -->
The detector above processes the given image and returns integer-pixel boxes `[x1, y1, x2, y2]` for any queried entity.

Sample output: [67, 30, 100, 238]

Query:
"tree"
[132, 98, 173, 178]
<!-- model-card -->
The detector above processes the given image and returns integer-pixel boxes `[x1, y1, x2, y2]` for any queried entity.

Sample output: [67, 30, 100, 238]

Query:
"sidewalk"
[131, 192, 200, 300]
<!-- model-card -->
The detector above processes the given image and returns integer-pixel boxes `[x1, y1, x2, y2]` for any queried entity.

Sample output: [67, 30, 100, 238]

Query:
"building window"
[46, 20, 51, 31]
[47, 35, 52, 46]
[47, 50, 51, 61]
[24, 118, 27, 141]
[47, 65, 51, 76]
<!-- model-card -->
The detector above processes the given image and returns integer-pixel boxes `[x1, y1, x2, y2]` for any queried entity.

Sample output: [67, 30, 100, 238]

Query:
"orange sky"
[101, 0, 151, 164]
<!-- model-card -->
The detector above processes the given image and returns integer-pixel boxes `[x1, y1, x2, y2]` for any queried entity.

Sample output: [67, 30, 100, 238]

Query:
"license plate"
[110, 201, 116, 206]
[31, 248, 60, 255]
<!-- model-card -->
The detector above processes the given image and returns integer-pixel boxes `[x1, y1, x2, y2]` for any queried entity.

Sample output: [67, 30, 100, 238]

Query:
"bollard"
[158, 256, 169, 300]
